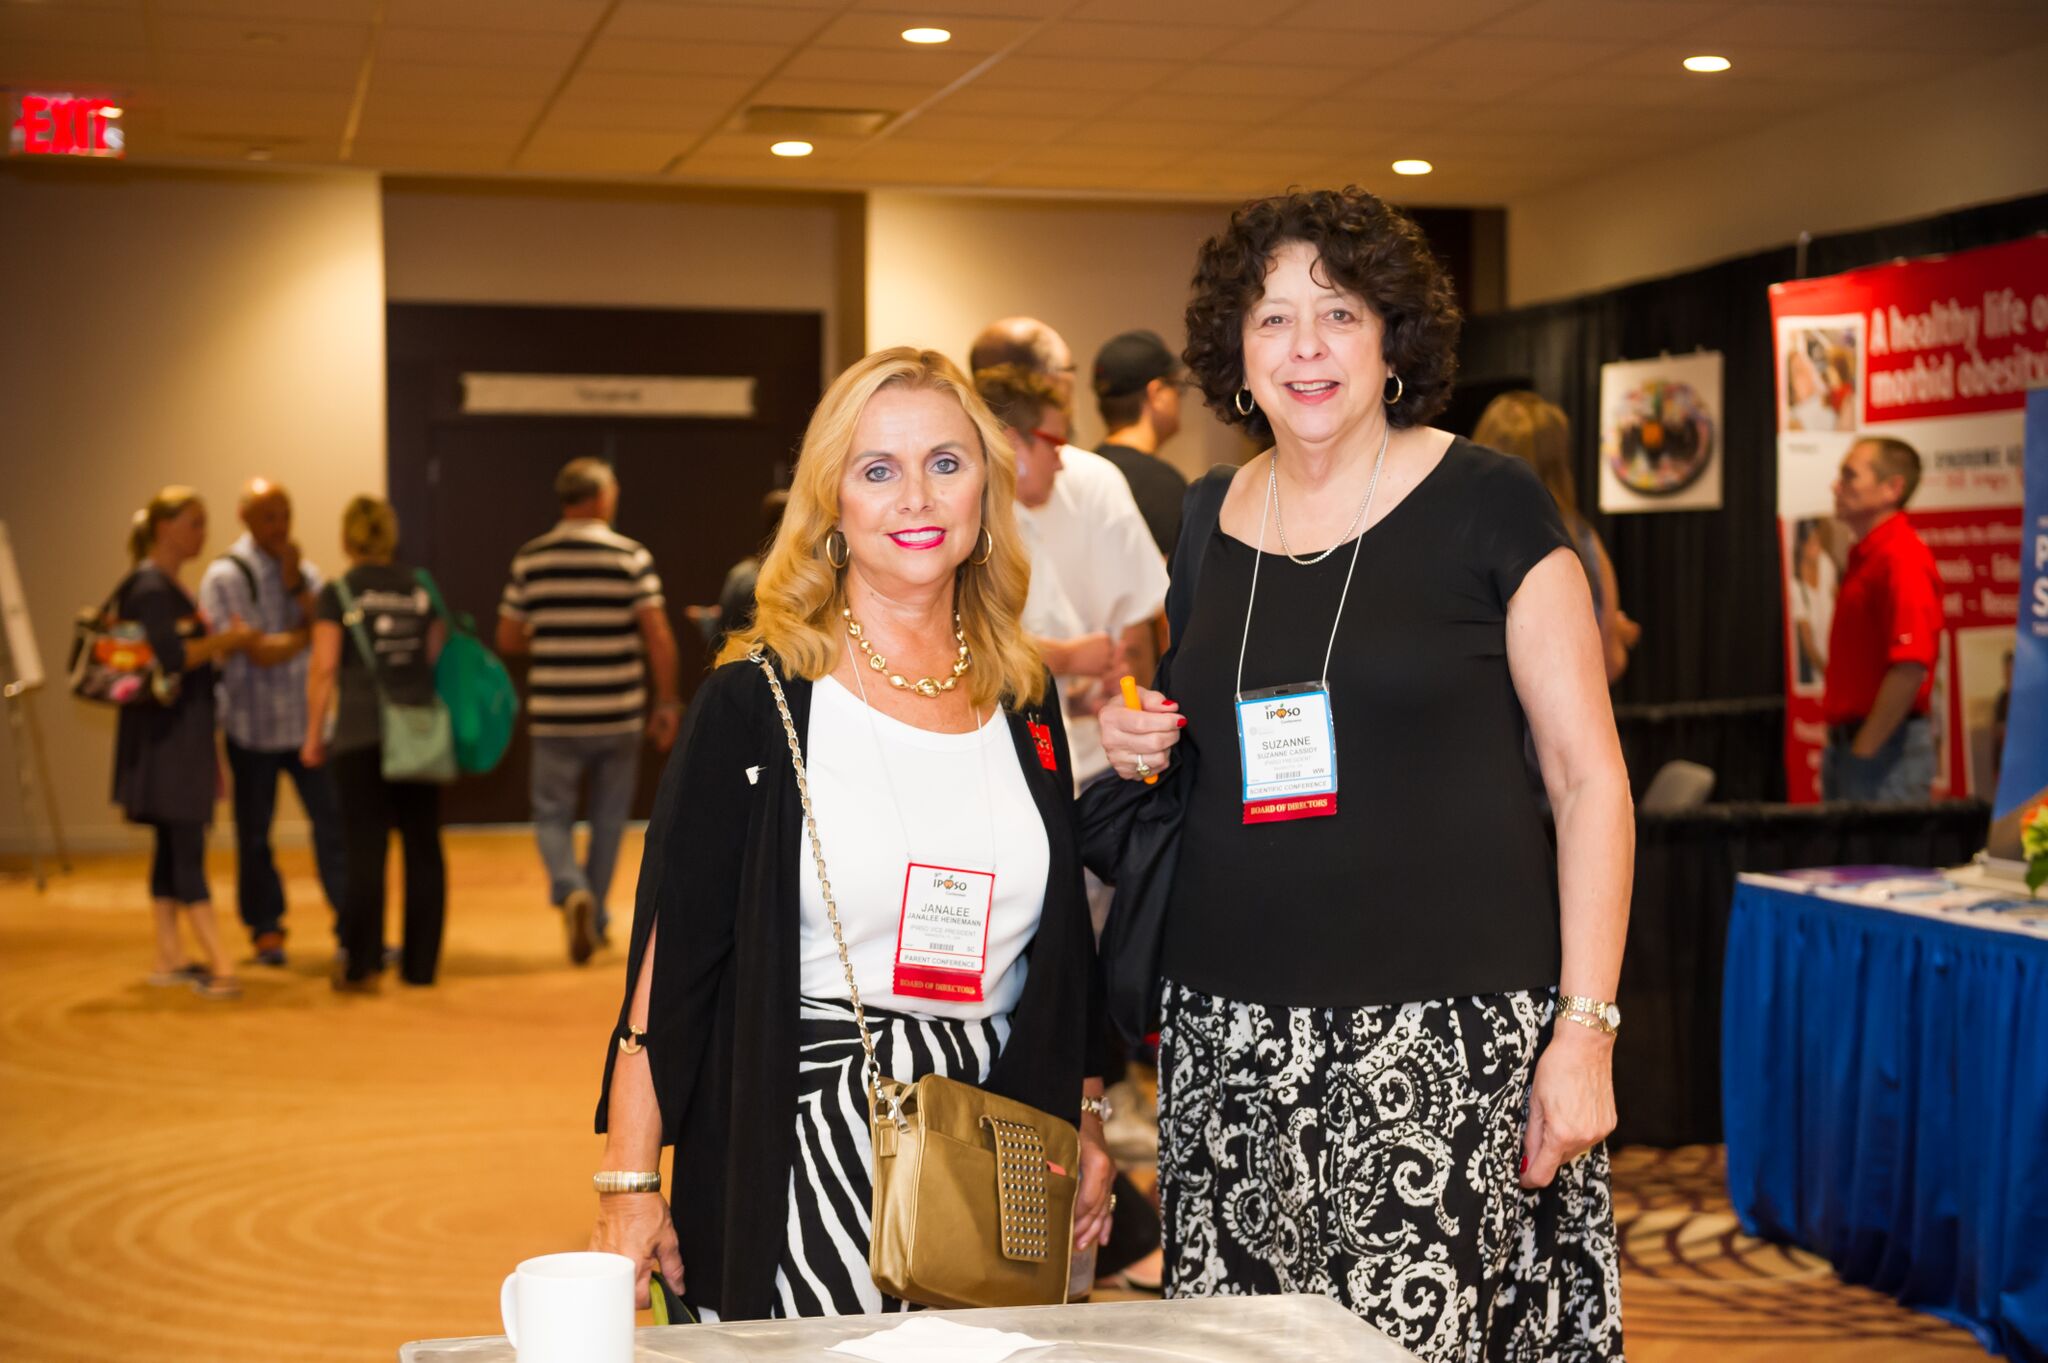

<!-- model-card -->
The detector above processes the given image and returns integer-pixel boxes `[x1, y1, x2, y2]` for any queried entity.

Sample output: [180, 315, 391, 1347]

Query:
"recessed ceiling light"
[1392, 159, 1433, 176]
[901, 27, 951, 44]
[770, 140, 814, 157]
[1683, 54, 1731, 73]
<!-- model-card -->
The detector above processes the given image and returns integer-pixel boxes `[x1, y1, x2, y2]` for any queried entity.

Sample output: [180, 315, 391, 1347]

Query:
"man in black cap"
[1092, 329, 1190, 556]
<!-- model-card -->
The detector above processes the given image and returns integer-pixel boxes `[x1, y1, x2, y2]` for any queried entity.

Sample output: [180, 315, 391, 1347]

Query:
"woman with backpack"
[113, 487, 258, 998]
[301, 495, 449, 992]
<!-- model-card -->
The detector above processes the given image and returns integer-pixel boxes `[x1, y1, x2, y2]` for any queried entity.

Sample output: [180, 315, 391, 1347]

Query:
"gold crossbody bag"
[755, 654, 1079, 1310]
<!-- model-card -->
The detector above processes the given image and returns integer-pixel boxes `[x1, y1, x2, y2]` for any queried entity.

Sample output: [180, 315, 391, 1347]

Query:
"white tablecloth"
[399, 1293, 1423, 1362]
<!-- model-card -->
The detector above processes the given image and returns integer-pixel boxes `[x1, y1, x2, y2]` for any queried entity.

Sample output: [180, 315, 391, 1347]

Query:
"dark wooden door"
[387, 303, 822, 824]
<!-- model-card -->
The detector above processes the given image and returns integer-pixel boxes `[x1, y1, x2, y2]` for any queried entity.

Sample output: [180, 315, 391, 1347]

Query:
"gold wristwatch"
[1559, 993, 1621, 1035]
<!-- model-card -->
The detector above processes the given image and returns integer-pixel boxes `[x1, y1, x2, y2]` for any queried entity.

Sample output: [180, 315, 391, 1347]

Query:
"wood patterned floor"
[0, 833, 1990, 1361]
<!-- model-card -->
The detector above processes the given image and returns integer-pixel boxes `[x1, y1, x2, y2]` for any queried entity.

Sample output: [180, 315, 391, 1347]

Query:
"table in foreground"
[400, 1292, 1421, 1362]
[1722, 871, 2048, 1362]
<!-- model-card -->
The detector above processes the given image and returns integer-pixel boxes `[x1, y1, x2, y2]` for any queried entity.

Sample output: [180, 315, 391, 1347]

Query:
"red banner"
[1771, 237, 2043, 802]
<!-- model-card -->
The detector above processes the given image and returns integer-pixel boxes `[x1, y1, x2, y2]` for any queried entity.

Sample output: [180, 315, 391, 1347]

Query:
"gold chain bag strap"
[752, 654, 1078, 1309]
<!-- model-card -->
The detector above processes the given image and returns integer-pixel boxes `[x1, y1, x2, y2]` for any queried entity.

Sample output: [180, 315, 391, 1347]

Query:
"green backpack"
[415, 570, 519, 775]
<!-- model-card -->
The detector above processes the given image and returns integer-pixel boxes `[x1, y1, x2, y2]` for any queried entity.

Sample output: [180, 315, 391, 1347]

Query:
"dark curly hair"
[1184, 187, 1461, 439]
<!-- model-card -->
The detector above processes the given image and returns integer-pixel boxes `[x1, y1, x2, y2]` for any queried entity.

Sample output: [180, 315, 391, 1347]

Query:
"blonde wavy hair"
[719, 347, 1044, 709]
[342, 495, 400, 561]
[1473, 390, 1585, 534]
[127, 486, 202, 562]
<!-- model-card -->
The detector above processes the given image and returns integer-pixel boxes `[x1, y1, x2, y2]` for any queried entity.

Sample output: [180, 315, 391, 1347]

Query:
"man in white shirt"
[969, 318, 1169, 788]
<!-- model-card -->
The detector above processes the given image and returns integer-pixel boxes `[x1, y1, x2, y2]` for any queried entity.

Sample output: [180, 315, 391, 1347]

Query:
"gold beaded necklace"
[842, 607, 971, 699]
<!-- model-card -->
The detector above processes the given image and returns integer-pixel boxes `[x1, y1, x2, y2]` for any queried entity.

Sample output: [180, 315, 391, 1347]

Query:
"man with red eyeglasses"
[1821, 435, 1946, 802]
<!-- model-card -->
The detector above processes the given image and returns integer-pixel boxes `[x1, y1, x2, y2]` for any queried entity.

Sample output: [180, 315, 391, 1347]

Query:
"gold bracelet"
[592, 1170, 661, 1194]
[617, 1025, 645, 1055]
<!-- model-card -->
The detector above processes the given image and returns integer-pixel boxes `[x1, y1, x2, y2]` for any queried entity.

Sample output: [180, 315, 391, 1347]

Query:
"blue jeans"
[1821, 716, 1937, 804]
[530, 731, 642, 933]
[225, 739, 347, 941]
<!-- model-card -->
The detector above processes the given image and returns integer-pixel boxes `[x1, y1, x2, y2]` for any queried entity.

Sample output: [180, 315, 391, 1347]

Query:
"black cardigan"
[594, 657, 1104, 1321]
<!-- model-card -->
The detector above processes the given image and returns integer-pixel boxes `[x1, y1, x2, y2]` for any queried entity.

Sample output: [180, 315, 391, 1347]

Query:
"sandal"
[146, 962, 210, 987]
[191, 974, 241, 1000]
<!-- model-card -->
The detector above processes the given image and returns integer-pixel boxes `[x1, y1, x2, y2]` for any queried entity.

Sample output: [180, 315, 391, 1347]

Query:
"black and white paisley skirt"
[1157, 982, 1624, 1363]
[757, 996, 1011, 1320]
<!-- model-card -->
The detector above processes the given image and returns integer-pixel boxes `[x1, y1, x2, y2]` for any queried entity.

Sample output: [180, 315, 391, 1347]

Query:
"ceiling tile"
[361, 91, 550, 125]
[1064, 117, 1213, 149]
[1405, 35, 1635, 78]
[376, 26, 585, 68]
[1336, 64, 1540, 102]
[345, 137, 516, 171]
[0, 44, 153, 85]
[371, 60, 565, 96]
[776, 47, 985, 86]
[1283, 0, 1528, 35]
[558, 70, 757, 106]
[1291, 96, 1467, 135]
[1670, 1, 1914, 48]
[887, 112, 1072, 143]
[1218, 27, 1438, 68]
[0, 5, 145, 47]
[745, 78, 945, 109]
[1016, 19, 1239, 61]
[809, 12, 1038, 53]
[152, 50, 362, 89]
[150, 14, 367, 57]
[604, 2, 831, 44]
[842, 137, 1014, 166]
[1107, 90, 1274, 124]
[1068, 0, 1267, 24]
[1482, 0, 1742, 40]
[385, 0, 609, 33]
[157, 0, 379, 18]
[542, 95, 729, 134]
[848, 0, 1069, 15]
[170, 105, 347, 139]
[1156, 62, 1358, 98]
[579, 35, 792, 76]
[928, 84, 1122, 118]
[971, 54, 1181, 91]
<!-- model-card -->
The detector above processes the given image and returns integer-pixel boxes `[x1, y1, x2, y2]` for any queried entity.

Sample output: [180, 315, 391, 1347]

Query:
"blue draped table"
[1722, 874, 2048, 1361]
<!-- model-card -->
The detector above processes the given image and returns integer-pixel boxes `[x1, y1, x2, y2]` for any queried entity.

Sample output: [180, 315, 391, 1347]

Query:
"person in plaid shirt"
[198, 478, 347, 967]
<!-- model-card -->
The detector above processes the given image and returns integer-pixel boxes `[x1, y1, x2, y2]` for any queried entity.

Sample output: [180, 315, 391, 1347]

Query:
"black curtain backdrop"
[1458, 192, 2048, 798]
[1613, 800, 1992, 1149]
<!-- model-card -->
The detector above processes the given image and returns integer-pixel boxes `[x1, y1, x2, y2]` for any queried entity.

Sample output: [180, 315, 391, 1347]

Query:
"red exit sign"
[9, 92, 125, 158]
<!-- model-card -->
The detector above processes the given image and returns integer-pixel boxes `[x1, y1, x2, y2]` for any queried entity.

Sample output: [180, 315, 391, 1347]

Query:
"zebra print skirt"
[758, 995, 1013, 1319]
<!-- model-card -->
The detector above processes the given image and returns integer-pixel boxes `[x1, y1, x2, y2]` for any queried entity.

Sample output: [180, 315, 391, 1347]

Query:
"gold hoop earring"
[1234, 387, 1255, 417]
[823, 529, 849, 570]
[970, 527, 994, 566]
[1383, 373, 1404, 405]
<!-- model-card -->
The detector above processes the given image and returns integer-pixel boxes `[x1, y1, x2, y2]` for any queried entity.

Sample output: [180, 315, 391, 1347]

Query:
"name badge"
[894, 862, 996, 1002]
[1235, 682, 1338, 824]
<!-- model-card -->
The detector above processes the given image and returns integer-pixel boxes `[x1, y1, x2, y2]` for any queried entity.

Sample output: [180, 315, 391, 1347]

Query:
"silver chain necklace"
[1269, 421, 1390, 566]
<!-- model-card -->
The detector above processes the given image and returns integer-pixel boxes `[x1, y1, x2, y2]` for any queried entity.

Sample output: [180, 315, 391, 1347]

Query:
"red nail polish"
[1176, 717, 1187, 728]
[1519, 1156, 1528, 1173]
[1162, 700, 1179, 709]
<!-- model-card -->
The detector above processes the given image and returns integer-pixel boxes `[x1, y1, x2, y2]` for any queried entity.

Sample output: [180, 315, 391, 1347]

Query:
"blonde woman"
[590, 348, 1114, 1320]
[1473, 391, 1640, 684]
[114, 487, 258, 998]
[302, 496, 446, 991]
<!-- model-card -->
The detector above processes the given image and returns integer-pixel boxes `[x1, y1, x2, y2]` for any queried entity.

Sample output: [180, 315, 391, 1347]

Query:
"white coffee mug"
[498, 1251, 635, 1363]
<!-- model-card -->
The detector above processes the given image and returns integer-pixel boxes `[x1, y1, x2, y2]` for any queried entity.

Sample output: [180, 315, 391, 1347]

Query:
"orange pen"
[1118, 674, 1158, 784]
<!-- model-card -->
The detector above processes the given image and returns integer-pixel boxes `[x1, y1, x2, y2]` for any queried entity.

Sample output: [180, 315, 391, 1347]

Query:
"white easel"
[0, 522, 69, 890]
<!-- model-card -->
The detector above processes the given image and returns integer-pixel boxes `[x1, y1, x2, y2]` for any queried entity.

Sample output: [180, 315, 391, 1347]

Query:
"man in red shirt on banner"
[1821, 436, 1945, 802]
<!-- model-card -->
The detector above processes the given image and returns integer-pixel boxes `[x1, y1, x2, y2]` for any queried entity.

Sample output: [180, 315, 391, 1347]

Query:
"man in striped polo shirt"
[496, 458, 681, 963]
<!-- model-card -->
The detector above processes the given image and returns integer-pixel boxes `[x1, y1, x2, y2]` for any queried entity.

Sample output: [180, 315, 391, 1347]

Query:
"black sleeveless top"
[1158, 439, 1573, 1008]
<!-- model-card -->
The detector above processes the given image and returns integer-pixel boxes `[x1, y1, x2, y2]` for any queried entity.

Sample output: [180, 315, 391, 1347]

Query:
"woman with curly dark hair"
[1096, 187, 1630, 1360]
